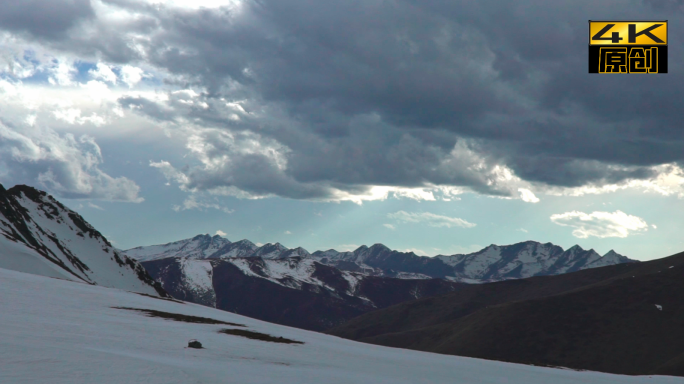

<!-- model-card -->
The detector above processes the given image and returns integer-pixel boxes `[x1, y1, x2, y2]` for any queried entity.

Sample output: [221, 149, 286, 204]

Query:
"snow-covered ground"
[1, 267, 681, 384]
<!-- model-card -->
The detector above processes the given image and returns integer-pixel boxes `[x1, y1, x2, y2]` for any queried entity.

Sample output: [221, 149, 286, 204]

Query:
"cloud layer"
[0, 121, 142, 202]
[388, 211, 476, 229]
[550, 210, 649, 239]
[2, 0, 684, 203]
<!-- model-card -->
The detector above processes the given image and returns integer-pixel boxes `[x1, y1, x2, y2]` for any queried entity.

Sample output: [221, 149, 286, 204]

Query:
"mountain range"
[123, 234, 637, 330]
[125, 234, 636, 282]
[0, 184, 166, 297]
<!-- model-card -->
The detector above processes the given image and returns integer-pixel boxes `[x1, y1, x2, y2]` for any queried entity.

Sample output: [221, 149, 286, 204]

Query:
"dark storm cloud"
[0, 0, 95, 39]
[5, 0, 683, 199]
[150, 0, 513, 126]
[186, 152, 333, 200]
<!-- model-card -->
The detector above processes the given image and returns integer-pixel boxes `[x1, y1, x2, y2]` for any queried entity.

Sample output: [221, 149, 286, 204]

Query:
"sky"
[1, 0, 684, 261]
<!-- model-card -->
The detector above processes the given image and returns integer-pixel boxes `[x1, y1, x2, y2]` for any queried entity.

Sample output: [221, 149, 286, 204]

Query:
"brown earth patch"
[114, 307, 245, 327]
[218, 328, 304, 344]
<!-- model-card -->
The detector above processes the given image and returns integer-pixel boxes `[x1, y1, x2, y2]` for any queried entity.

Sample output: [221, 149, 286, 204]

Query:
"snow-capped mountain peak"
[280, 246, 311, 258]
[251, 242, 289, 259]
[0, 184, 166, 296]
[124, 233, 231, 261]
[210, 239, 258, 259]
[585, 249, 633, 268]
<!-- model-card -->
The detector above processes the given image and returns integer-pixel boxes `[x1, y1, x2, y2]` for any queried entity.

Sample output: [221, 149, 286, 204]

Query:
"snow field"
[1, 267, 681, 384]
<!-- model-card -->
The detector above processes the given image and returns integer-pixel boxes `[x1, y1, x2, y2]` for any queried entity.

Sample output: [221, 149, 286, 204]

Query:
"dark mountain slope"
[142, 256, 461, 331]
[211, 259, 370, 331]
[329, 251, 684, 376]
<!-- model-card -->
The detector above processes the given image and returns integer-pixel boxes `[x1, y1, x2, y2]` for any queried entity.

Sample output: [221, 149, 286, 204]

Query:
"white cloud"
[87, 202, 105, 210]
[0, 53, 161, 141]
[120, 66, 145, 88]
[53, 108, 107, 127]
[337, 244, 360, 252]
[544, 163, 684, 199]
[550, 210, 649, 239]
[383, 223, 396, 230]
[327, 185, 464, 205]
[519, 228, 528, 233]
[284, 230, 292, 235]
[151, 161, 191, 186]
[404, 248, 428, 256]
[518, 188, 540, 203]
[81, 80, 115, 104]
[0, 122, 142, 202]
[25, 114, 37, 126]
[387, 211, 476, 228]
[139, 0, 243, 10]
[89, 63, 118, 84]
[215, 230, 227, 237]
[171, 195, 234, 213]
[48, 59, 76, 86]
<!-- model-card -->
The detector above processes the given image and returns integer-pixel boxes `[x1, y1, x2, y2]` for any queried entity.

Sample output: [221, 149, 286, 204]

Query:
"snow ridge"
[0, 184, 166, 297]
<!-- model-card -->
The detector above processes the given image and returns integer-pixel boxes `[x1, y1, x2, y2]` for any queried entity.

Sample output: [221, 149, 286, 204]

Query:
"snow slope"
[0, 184, 165, 296]
[178, 258, 216, 306]
[0, 267, 679, 384]
[227, 257, 352, 291]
